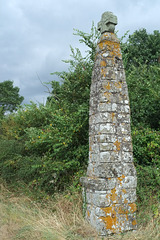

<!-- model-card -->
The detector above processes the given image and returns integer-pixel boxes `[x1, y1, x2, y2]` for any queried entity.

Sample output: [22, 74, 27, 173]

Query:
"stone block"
[100, 151, 121, 162]
[86, 191, 110, 207]
[100, 143, 116, 151]
[121, 142, 133, 152]
[80, 177, 108, 191]
[123, 163, 137, 176]
[121, 151, 133, 162]
[117, 104, 130, 113]
[121, 176, 137, 189]
[117, 123, 131, 135]
[95, 163, 123, 178]
[99, 123, 116, 134]
[117, 113, 131, 123]
[121, 189, 137, 203]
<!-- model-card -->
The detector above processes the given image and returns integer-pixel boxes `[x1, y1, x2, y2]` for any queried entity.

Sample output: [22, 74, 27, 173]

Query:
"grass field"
[0, 180, 160, 240]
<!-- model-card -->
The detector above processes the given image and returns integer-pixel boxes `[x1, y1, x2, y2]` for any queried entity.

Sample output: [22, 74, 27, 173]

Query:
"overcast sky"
[1, 0, 160, 104]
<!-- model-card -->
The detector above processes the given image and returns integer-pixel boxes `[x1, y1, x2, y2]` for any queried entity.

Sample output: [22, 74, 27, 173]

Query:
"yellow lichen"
[100, 216, 117, 232]
[128, 203, 137, 213]
[98, 42, 104, 49]
[100, 60, 107, 67]
[114, 82, 122, 89]
[122, 189, 127, 194]
[87, 210, 90, 217]
[132, 219, 137, 226]
[101, 68, 106, 77]
[98, 39, 122, 64]
[105, 82, 111, 90]
[104, 92, 111, 101]
[124, 199, 128, 204]
[118, 175, 125, 182]
[111, 112, 115, 122]
[100, 205, 118, 232]
[114, 140, 121, 151]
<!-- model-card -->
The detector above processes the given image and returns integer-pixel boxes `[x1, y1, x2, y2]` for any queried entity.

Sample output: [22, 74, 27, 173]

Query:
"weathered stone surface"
[98, 12, 118, 34]
[81, 12, 137, 236]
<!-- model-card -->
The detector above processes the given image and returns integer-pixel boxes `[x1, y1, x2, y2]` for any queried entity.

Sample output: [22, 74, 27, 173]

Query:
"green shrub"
[126, 65, 160, 129]
[132, 127, 160, 203]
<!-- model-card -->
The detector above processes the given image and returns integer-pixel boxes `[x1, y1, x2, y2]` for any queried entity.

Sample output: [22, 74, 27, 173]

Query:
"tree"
[120, 29, 160, 129]
[127, 64, 160, 129]
[0, 80, 24, 115]
[121, 28, 160, 70]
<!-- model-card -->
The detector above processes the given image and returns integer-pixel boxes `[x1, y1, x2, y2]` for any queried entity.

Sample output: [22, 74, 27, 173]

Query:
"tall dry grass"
[0, 181, 159, 240]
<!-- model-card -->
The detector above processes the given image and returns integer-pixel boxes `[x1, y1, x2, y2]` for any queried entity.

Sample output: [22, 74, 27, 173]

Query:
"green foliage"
[0, 139, 25, 180]
[0, 80, 24, 115]
[121, 28, 160, 69]
[0, 102, 88, 192]
[126, 64, 160, 129]
[132, 127, 160, 203]
[73, 23, 100, 62]
[132, 127, 160, 166]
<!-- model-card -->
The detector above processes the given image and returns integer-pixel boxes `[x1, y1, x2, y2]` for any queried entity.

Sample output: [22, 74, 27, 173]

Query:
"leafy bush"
[121, 29, 160, 69]
[127, 65, 160, 129]
[0, 101, 89, 192]
[132, 127, 160, 203]
[0, 139, 25, 180]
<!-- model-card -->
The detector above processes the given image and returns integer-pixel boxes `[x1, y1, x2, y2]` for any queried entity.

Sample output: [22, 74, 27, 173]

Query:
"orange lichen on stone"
[114, 82, 122, 89]
[114, 140, 121, 151]
[87, 210, 90, 217]
[132, 220, 137, 226]
[105, 82, 111, 90]
[100, 216, 118, 232]
[98, 39, 122, 65]
[101, 68, 106, 77]
[111, 112, 115, 122]
[122, 189, 127, 194]
[104, 91, 111, 101]
[106, 189, 117, 204]
[98, 42, 104, 50]
[118, 175, 125, 182]
[117, 206, 128, 215]
[100, 60, 107, 67]
[128, 203, 137, 213]
[100, 206, 118, 231]
[124, 199, 128, 204]
[117, 175, 125, 187]
[104, 40, 121, 59]
[111, 188, 117, 202]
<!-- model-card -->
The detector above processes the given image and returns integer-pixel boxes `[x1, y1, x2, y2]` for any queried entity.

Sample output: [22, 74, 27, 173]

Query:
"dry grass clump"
[0, 181, 97, 240]
[0, 180, 160, 240]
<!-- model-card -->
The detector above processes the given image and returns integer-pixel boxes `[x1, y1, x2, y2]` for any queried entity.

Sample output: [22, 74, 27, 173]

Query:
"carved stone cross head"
[98, 11, 118, 34]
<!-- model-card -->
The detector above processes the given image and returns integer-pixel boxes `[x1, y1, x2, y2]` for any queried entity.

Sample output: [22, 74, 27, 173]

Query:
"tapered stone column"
[81, 12, 137, 235]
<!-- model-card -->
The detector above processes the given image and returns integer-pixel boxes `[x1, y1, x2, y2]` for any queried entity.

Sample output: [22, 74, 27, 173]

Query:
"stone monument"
[81, 12, 137, 235]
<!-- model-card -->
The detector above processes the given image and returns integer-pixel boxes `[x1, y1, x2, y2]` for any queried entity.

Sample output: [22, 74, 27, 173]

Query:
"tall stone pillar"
[81, 12, 137, 235]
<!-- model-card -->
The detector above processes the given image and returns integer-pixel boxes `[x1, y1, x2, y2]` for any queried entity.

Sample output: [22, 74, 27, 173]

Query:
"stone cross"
[98, 11, 117, 33]
[81, 12, 137, 236]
